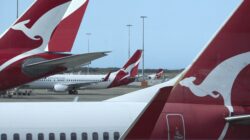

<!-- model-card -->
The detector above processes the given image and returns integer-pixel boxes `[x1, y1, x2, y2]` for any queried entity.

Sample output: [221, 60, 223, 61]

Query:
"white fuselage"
[0, 102, 146, 140]
[0, 78, 174, 140]
[24, 74, 116, 90]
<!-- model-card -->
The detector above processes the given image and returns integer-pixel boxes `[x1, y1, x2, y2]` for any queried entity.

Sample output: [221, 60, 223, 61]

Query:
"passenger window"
[26, 133, 32, 140]
[81, 132, 88, 140]
[92, 132, 98, 140]
[1, 134, 7, 140]
[38, 133, 44, 140]
[13, 133, 20, 140]
[60, 133, 66, 140]
[103, 132, 109, 140]
[113, 132, 120, 140]
[71, 133, 77, 140]
[49, 133, 55, 140]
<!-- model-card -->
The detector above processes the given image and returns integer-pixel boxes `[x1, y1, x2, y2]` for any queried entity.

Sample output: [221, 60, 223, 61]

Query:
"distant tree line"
[65, 67, 183, 77]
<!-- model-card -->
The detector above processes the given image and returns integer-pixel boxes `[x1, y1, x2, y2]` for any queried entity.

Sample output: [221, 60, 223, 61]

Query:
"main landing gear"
[68, 89, 78, 95]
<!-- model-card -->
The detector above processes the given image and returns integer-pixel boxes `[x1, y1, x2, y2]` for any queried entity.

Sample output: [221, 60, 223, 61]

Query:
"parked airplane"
[147, 68, 164, 80]
[0, 0, 107, 96]
[20, 50, 142, 95]
[1, 0, 250, 140]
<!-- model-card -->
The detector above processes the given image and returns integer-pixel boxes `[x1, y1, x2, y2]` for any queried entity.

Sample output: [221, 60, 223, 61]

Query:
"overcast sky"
[0, 0, 241, 69]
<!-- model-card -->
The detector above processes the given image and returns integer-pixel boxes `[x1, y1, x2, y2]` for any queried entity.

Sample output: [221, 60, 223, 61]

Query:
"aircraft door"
[166, 114, 185, 140]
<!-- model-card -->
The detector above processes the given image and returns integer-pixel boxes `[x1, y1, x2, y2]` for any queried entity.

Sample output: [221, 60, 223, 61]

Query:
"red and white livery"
[0, 0, 107, 94]
[1, 0, 250, 140]
[20, 50, 142, 94]
[148, 68, 164, 80]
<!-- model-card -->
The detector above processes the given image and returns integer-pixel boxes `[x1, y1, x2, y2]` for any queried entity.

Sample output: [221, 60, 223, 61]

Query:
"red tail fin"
[125, 1, 250, 139]
[47, 0, 89, 52]
[156, 69, 164, 79]
[122, 50, 142, 78]
[0, 0, 71, 51]
[108, 50, 142, 88]
[156, 69, 164, 74]
[172, 0, 250, 112]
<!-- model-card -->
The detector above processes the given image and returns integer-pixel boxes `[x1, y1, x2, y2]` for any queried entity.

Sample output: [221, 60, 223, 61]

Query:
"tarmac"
[0, 85, 143, 102]
[0, 79, 168, 102]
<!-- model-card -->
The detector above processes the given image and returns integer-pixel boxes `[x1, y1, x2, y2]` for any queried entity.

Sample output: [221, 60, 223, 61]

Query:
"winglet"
[103, 72, 112, 81]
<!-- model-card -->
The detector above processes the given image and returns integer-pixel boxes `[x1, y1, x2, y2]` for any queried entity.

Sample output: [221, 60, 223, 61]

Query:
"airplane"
[147, 68, 164, 80]
[18, 50, 142, 95]
[0, 0, 108, 96]
[1, 0, 250, 140]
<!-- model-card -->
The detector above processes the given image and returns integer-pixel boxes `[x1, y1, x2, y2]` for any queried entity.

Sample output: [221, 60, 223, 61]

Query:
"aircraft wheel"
[68, 90, 73, 95]
[74, 90, 78, 95]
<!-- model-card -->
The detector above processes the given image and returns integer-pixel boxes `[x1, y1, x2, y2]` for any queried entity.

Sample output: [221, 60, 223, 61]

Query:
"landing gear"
[24, 90, 32, 96]
[68, 89, 78, 95]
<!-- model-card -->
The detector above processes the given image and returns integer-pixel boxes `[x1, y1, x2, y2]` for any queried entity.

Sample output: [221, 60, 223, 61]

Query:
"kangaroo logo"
[11, 2, 70, 50]
[12, 20, 42, 41]
[0, 2, 71, 72]
[119, 58, 140, 81]
[180, 52, 250, 139]
[180, 52, 250, 113]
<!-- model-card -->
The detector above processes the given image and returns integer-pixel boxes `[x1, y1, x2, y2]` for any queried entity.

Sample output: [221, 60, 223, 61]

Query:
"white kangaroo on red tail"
[0, 2, 71, 72]
[180, 51, 250, 114]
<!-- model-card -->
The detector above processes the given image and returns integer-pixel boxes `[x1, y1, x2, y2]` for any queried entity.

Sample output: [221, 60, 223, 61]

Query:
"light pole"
[86, 33, 91, 74]
[141, 16, 147, 81]
[16, 0, 19, 19]
[126, 24, 133, 59]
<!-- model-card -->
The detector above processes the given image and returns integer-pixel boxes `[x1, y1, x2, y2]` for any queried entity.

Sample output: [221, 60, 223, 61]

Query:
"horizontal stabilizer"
[23, 52, 109, 76]
[225, 115, 250, 125]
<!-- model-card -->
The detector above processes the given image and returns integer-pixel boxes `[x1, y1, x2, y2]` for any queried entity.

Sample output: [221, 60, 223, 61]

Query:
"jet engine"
[54, 84, 68, 92]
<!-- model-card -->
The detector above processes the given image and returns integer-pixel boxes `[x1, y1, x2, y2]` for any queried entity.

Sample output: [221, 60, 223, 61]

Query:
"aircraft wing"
[225, 115, 250, 125]
[23, 52, 109, 76]
[65, 81, 99, 90]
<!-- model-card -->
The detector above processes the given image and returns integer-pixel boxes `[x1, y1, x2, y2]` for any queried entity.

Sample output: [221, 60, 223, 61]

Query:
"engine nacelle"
[54, 84, 68, 92]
